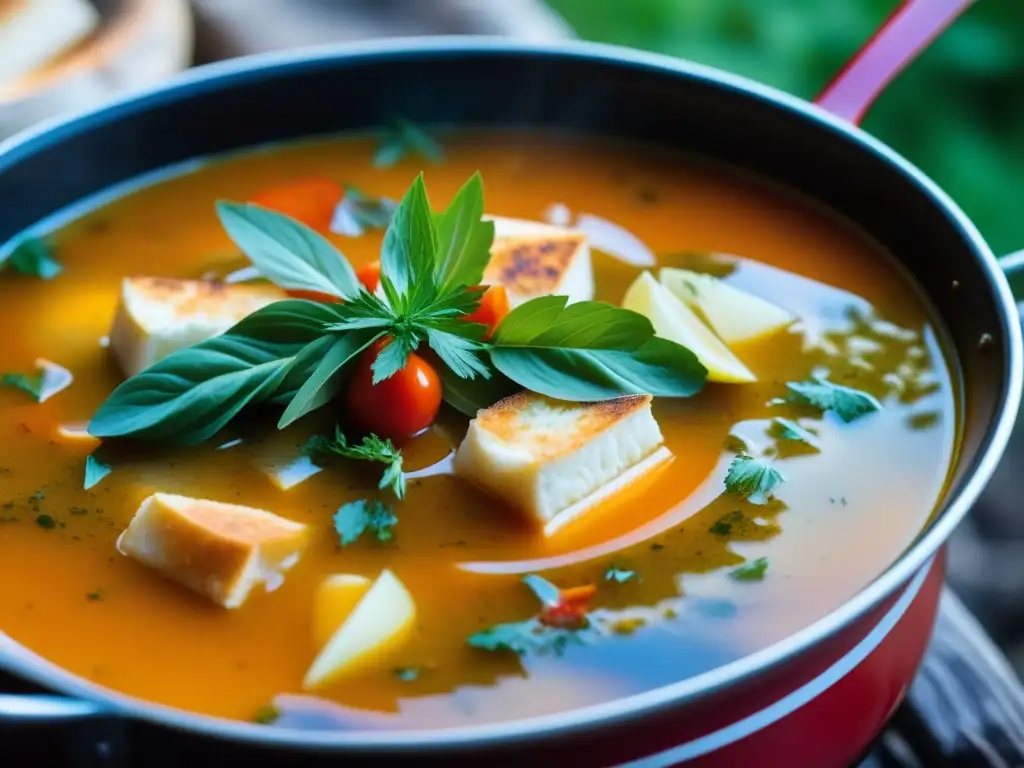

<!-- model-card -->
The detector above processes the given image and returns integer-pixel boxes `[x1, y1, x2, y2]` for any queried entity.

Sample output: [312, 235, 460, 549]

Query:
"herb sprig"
[304, 426, 405, 499]
[88, 173, 706, 444]
[0, 237, 62, 280]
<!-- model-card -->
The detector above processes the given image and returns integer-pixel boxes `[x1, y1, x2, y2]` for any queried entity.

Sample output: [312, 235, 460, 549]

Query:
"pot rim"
[1, 35, 1020, 751]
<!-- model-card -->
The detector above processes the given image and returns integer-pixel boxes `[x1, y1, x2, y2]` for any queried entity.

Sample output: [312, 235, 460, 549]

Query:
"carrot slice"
[463, 285, 510, 339]
[251, 177, 343, 232]
[357, 260, 381, 293]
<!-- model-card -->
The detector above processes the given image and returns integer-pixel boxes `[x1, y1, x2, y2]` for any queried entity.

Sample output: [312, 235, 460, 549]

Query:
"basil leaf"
[438, 363, 518, 417]
[278, 329, 382, 428]
[434, 172, 494, 292]
[271, 335, 338, 405]
[83, 454, 112, 490]
[490, 297, 706, 401]
[217, 201, 360, 299]
[1, 237, 62, 280]
[373, 119, 443, 168]
[89, 301, 334, 443]
[494, 297, 652, 350]
[230, 299, 342, 342]
[380, 175, 437, 313]
[89, 334, 299, 445]
[330, 186, 397, 237]
[1, 371, 44, 401]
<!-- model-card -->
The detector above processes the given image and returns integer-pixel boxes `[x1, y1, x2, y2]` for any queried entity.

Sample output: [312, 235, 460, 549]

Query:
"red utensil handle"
[815, 0, 976, 125]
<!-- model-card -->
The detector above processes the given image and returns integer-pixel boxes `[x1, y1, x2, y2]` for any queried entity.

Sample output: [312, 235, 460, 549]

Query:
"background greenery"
[547, 0, 1024, 258]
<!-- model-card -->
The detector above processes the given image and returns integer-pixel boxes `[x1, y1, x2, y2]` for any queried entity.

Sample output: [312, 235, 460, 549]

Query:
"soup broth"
[0, 133, 957, 727]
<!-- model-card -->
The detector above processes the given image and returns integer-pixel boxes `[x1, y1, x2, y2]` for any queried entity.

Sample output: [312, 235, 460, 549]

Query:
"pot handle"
[814, 0, 976, 125]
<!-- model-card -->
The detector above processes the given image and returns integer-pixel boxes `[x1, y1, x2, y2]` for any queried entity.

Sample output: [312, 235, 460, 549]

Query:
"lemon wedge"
[313, 574, 372, 648]
[622, 271, 756, 383]
[659, 267, 795, 345]
[303, 569, 415, 691]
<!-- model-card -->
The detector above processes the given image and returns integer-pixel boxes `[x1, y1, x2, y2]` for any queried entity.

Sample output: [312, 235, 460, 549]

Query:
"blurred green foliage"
[547, 0, 1024, 256]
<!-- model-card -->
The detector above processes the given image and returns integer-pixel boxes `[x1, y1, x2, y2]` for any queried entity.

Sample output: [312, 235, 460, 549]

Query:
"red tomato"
[345, 338, 442, 443]
[357, 260, 381, 293]
[539, 584, 597, 629]
[463, 284, 509, 339]
[250, 177, 342, 232]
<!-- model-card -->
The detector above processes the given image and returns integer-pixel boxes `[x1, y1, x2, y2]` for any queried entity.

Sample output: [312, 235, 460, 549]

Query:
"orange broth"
[0, 132, 957, 727]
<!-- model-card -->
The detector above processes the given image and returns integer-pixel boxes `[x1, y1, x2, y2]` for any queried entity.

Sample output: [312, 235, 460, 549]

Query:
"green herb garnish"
[1, 237, 62, 280]
[83, 454, 113, 491]
[88, 173, 706, 445]
[253, 705, 280, 725]
[710, 510, 744, 536]
[374, 119, 443, 168]
[604, 567, 636, 584]
[769, 416, 818, 447]
[35, 514, 56, 529]
[1, 371, 44, 401]
[332, 499, 398, 546]
[724, 454, 785, 505]
[392, 666, 422, 683]
[86, 590, 102, 601]
[304, 427, 404, 499]
[776, 376, 882, 423]
[729, 557, 769, 582]
[468, 618, 592, 656]
[332, 186, 397, 236]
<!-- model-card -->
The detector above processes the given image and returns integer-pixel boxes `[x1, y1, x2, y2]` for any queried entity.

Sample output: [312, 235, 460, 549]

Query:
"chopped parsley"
[86, 590, 103, 601]
[35, 514, 56, 529]
[304, 427, 405, 499]
[253, 705, 280, 725]
[373, 118, 443, 168]
[331, 186, 398, 236]
[729, 557, 769, 582]
[1, 237, 62, 280]
[710, 510, 744, 536]
[83, 454, 113, 491]
[1, 371, 44, 401]
[769, 417, 818, 447]
[724, 454, 785, 505]
[392, 666, 422, 683]
[332, 499, 398, 546]
[468, 618, 593, 656]
[776, 376, 882, 423]
[604, 567, 636, 584]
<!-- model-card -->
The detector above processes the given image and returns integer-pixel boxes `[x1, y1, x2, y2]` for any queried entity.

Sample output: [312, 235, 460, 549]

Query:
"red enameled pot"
[1, 1, 1021, 765]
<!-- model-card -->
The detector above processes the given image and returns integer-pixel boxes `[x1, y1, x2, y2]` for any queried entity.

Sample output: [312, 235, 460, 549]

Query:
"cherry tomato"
[250, 177, 342, 232]
[356, 260, 381, 293]
[345, 338, 442, 443]
[462, 284, 510, 339]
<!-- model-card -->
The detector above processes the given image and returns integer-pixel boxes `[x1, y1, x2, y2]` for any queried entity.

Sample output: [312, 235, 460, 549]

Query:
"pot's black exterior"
[0, 38, 1019, 766]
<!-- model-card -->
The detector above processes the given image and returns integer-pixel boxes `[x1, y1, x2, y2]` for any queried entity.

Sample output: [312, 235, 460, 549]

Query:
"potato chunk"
[303, 570, 416, 690]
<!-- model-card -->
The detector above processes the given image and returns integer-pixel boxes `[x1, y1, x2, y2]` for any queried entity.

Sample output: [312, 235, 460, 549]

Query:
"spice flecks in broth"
[0, 133, 957, 727]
